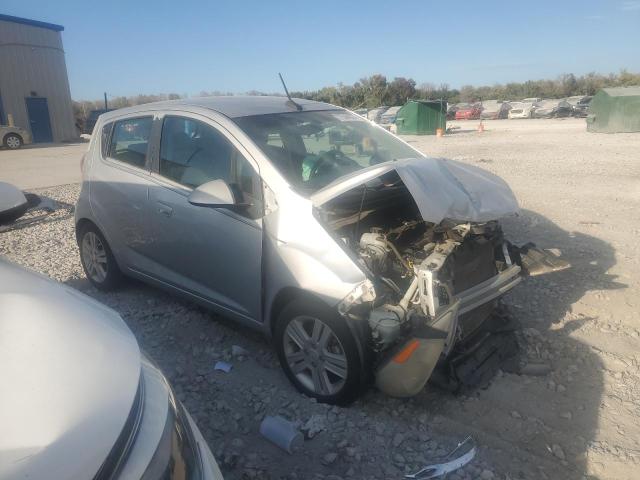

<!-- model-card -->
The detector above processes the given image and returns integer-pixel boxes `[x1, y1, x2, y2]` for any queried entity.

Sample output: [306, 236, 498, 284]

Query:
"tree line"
[73, 70, 639, 125]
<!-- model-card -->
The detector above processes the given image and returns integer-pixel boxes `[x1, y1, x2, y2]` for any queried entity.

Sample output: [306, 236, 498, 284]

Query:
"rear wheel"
[275, 299, 364, 405]
[78, 224, 123, 290]
[3, 134, 22, 149]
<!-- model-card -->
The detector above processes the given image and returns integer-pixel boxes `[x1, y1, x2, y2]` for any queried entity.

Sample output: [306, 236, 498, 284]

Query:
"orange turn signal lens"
[392, 339, 420, 364]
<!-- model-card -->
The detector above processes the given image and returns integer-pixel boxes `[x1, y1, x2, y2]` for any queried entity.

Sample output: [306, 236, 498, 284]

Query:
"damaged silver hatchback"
[76, 96, 565, 404]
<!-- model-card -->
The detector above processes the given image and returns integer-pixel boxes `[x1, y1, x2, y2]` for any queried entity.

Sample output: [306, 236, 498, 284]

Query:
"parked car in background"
[566, 95, 592, 117]
[454, 103, 482, 120]
[366, 106, 388, 123]
[531, 99, 573, 118]
[379, 105, 402, 128]
[480, 100, 511, 119]
[1, 124, 32, 149]
[508, 102, 535, 119]
[0, 259, 223, 480]
[446, 102, 460, 120]
[522, 97, 541, 103]
[75, 96, 561, 404]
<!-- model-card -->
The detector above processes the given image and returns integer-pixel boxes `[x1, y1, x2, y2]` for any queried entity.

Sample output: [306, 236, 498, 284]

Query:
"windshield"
[234, 110, 420, 194]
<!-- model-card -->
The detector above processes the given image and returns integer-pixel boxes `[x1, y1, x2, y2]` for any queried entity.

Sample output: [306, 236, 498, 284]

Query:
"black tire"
[3, 133, 23, 150]
[78, 223, 123, 291]
[274, 299, 365, 405]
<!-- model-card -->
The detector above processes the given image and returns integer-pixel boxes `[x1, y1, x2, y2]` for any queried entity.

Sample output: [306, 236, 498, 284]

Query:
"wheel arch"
[3, 132, 23, 145]
[75, 217, 98, 244]
[268, 287, 329, 338]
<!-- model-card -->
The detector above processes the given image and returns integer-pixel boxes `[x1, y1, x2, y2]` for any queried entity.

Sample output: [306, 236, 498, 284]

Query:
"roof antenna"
[278, 72, 303, 111]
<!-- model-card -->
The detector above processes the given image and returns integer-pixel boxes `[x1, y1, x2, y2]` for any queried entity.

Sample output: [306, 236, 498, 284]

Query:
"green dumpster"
[395, 100, 447, 135]
[587, 86, 640, 133]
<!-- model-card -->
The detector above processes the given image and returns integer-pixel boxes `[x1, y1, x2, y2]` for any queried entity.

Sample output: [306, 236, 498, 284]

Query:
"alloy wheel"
[283, 316, 348, 396]
[6, 135, 21, 149]
[82, 231, 108, 283]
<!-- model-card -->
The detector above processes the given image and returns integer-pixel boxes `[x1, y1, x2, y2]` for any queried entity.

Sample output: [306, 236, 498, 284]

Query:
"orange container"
[436, 128, 444, 137]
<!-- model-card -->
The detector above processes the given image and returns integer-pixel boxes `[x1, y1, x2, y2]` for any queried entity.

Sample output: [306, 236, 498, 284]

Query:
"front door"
[25, 97, 53, 143]
[145, 114, 263, 323]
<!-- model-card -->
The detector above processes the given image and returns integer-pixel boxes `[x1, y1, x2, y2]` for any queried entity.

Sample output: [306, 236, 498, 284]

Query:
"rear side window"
[108, 117, 153, 168]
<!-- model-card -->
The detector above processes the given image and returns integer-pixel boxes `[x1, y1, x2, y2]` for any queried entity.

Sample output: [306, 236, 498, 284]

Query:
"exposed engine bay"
[357, 219, 513, 351]
[317, 171, 568, 396]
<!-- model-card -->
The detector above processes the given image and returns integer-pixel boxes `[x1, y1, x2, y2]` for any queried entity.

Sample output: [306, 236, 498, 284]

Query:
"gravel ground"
[2, 117, 639, 480]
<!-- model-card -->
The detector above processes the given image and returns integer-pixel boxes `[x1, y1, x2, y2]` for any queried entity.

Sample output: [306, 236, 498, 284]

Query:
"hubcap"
[6, 136, 20, 148]
[81, 232, 108, 283]
[284, 316, 348, 396]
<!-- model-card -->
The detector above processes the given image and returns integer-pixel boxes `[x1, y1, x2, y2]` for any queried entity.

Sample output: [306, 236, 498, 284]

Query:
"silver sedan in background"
[0, 259, 223, 480]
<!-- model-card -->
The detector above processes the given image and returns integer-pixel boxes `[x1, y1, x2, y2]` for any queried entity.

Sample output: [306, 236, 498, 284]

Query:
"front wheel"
[3, 134, 22, 149]
[275, 299, 364, 405]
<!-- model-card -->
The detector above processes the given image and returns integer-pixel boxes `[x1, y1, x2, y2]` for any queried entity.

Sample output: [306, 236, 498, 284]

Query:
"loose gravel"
[2, 118, 639, 480]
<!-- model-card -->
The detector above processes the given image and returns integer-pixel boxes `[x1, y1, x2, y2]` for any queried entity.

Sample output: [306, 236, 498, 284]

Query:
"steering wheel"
[309, 150, 349, 181]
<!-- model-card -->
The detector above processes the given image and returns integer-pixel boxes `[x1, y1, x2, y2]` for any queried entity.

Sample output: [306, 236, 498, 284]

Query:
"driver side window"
[159, 116, 263, 218]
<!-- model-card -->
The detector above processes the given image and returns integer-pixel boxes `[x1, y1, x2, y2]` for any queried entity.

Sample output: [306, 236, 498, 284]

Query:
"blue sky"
[3, 0, 640, 100]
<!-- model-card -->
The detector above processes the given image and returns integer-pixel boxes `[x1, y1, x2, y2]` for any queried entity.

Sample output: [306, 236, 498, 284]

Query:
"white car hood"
[311, 157, 519, 223]
[0, 260, 141, 480]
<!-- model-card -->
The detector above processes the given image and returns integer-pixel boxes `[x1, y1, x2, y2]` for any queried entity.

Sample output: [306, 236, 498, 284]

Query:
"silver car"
[1, 124, 32, 149]
[75, 96, 562, 403]
[0, 259, 223, 479]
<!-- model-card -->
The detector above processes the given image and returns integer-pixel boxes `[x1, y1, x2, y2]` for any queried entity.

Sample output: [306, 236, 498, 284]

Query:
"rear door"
[90, 115, 158, 272]
[144, 113, 264, 323]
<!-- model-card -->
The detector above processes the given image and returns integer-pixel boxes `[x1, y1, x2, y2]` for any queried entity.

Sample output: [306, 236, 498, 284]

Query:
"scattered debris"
[550, 443, 566, 460]
[578, 220, 601, 226]
[300, 414, 328, 439]
[259, 416, 303, 454]
[405, 436, 476, 479]
[214, 361, 233, 373]
[0, 188, 56, 233]
[231, 345, 249, 357]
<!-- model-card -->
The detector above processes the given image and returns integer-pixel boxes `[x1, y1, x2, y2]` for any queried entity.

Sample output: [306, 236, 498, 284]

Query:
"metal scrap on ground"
[405, 436, 476, 479]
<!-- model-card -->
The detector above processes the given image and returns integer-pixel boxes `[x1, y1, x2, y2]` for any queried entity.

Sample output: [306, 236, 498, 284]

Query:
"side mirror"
[188, 179, 238, 208]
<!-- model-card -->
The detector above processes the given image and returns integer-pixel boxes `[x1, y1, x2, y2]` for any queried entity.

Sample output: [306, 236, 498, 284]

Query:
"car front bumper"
[374, 265, 521, 397]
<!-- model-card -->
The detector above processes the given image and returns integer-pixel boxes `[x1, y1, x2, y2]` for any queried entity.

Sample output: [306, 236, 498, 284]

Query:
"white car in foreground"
[0, 259, 224, 480]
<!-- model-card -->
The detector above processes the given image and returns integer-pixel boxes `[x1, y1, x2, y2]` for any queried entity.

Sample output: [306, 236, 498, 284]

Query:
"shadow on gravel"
[403, 209, 624, 480]
[62, 208, 624, 480]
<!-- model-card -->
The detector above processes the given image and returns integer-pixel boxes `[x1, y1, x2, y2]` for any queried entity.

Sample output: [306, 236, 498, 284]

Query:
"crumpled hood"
[0, 260, 140, 480]
[310, 157, 519, 224]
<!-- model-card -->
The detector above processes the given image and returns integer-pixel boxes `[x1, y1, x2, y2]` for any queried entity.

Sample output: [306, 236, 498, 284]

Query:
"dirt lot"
[2, 118, 639, 479]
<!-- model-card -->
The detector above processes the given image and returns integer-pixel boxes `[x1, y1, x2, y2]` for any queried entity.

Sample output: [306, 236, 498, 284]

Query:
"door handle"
[157, 203, 173, 217]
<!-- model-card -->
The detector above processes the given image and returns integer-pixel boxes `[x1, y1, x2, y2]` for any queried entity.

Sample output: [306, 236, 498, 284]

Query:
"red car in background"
[454, 103, 482, 120]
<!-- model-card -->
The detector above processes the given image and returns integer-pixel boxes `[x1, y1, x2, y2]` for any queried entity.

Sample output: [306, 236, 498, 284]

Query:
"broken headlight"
[337, 279, 376, 315]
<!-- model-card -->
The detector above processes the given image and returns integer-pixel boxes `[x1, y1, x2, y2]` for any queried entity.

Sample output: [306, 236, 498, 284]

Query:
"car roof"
[100, 95, 340, 121]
